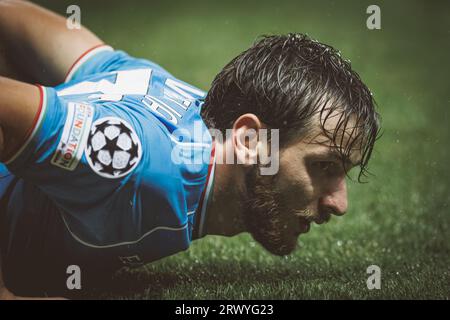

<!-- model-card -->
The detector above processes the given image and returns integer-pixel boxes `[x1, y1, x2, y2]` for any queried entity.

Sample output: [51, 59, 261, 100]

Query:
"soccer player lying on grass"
[0, 1, 379, 299]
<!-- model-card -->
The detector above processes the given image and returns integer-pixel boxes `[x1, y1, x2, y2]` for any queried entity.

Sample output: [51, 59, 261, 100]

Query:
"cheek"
[275, 153, 316, 209]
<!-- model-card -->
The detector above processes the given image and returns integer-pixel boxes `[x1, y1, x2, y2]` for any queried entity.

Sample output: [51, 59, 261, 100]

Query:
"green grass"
[39, 0, 450, 299]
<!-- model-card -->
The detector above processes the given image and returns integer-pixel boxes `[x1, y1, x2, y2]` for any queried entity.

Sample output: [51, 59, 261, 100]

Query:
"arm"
[0, 0, 103, 85]
[0, 76, 40, 161]
[0, 256, 20, 299]
[0, 76, 54, 299]
[0, 77, 36, 299]
[0, 256, 14, 299]
[1, 255, 65, 299]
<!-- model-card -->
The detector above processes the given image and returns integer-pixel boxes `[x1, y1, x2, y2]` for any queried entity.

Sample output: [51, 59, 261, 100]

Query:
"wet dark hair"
[201, 33, 381, 181]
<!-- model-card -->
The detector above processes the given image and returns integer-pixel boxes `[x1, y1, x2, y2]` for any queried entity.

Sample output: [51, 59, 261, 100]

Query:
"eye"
[313, 161, 340, 175]
[317, 161, 333, 170]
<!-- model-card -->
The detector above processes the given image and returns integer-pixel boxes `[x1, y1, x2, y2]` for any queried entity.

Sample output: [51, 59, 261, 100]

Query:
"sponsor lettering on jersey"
[51, 102, 94, 170]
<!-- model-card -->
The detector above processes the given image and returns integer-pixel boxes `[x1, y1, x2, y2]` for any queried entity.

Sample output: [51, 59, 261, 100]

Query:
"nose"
[319, 177, 348, 216]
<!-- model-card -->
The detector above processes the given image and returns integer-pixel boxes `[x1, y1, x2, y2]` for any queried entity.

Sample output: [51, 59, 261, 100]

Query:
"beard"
[242, 166, 299, 256]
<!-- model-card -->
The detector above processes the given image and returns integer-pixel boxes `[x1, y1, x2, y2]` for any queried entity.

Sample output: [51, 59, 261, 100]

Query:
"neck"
[203, 141, 246, 237]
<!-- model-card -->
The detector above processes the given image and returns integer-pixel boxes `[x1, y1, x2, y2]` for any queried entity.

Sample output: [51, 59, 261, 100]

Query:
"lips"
[314, 213, 331, 225]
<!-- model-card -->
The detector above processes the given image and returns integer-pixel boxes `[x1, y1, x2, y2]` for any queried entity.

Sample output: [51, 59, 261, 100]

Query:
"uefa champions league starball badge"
[85, 117, 142, 178]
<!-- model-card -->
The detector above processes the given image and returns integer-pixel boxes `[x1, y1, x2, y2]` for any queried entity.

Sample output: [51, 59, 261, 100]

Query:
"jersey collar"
[192, 142, 216, 240]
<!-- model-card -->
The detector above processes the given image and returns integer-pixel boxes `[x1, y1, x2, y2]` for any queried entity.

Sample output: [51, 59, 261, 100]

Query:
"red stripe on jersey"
[63, 43, 108, 82]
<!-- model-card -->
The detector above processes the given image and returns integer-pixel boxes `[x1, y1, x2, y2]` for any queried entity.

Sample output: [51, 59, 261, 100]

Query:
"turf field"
[37, 0, 449, 299]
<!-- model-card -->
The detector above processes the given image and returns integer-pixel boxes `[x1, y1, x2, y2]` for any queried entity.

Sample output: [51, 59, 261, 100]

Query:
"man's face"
[243, 113, 362, 256]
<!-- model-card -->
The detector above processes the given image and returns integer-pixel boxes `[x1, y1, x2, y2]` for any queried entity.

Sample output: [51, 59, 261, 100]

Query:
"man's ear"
[232, 113, 263, 166]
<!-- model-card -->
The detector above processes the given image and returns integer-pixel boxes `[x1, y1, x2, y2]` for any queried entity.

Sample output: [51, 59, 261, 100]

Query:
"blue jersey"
[0, 45, 215, 287]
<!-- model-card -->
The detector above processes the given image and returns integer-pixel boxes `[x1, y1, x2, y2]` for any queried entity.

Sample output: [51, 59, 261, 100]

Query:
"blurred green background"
[37, 0, 450, 299]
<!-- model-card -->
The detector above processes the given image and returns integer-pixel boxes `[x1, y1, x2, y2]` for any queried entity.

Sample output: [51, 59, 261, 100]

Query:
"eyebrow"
[315, 148, 361, 168]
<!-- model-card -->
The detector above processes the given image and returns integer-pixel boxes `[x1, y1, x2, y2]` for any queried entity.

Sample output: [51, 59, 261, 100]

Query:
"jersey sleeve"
[3, 86, 149, 238]
[64, 44, 172, 83]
